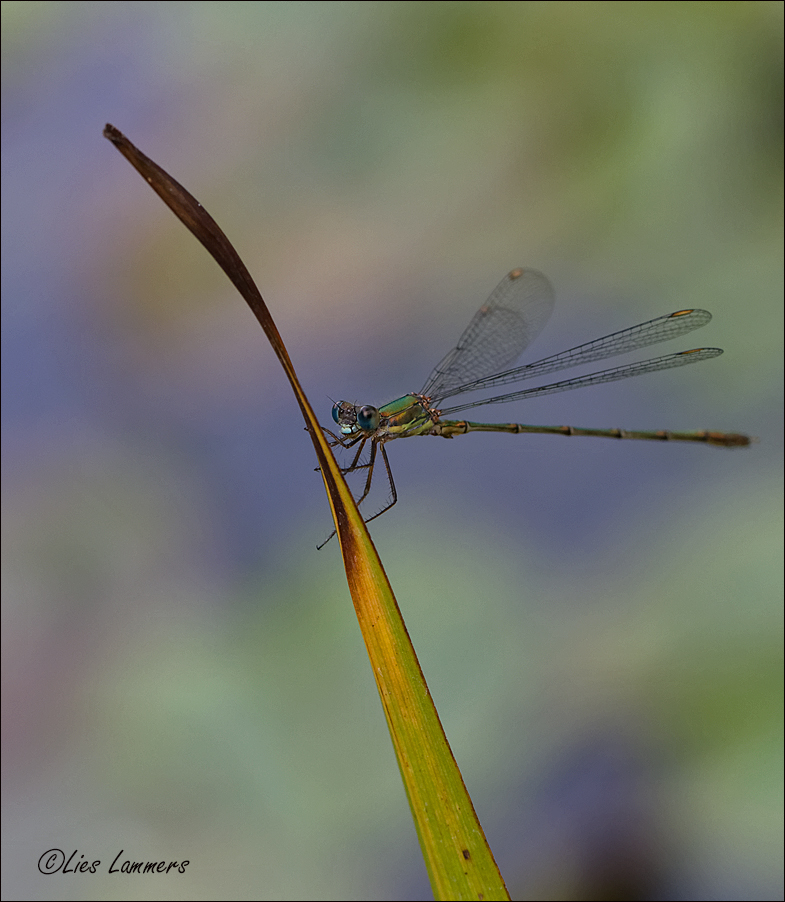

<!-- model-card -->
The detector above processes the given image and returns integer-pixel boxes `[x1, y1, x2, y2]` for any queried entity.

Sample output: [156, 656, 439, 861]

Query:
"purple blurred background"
[2, 3, 782, 900]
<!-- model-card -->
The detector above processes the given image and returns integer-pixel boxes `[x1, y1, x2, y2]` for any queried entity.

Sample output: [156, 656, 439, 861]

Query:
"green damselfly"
[322, 268, 750, 547]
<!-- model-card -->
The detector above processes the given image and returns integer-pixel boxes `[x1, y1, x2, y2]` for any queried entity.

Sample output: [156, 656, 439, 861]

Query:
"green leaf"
[104, 124, 510, 900]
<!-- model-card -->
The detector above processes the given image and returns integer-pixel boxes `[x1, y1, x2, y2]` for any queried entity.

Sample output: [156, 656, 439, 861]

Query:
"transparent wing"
[428, 308, 712, 404]
[438, 348, 723, 414]
[419, 268, 555, 400]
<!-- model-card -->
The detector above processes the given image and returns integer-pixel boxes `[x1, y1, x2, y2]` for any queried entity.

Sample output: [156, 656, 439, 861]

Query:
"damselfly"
[322, 268, 750, 547]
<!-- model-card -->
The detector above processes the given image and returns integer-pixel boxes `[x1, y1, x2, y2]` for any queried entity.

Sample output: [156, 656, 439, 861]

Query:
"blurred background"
[2, 2, 782, 900]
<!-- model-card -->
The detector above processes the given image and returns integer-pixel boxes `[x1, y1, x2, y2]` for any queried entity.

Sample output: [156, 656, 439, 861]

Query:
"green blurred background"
[2, 2, 782, 900]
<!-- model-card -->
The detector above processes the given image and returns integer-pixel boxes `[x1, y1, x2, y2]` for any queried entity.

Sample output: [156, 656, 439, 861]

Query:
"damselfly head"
[331, 401, 380, 435]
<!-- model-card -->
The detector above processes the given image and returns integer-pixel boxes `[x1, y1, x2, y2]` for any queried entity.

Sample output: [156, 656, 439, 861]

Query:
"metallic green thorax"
[332, 394, 438, 441]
